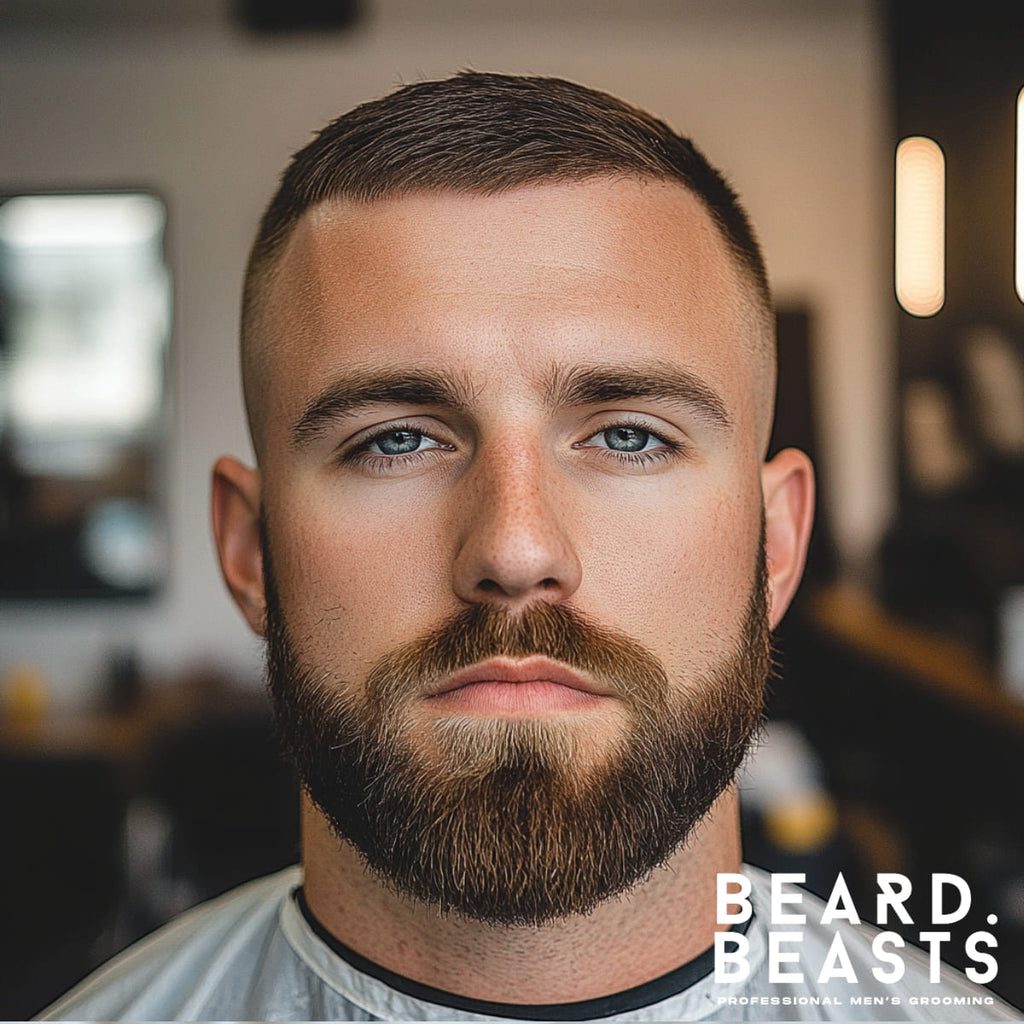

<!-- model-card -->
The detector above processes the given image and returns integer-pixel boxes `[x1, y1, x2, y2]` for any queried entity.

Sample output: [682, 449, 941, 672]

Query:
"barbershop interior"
[2, 0, 1023, 1016]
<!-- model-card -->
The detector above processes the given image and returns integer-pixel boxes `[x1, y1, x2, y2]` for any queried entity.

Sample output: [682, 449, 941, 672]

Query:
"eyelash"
[575, 418, 684, 466]
[340, 418, 684, 472]
[340, 421, 453, 473]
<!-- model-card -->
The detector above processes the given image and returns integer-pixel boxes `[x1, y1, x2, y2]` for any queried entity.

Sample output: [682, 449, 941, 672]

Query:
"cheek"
[267, 488, 453, 668]
[575, 482, 762, 667]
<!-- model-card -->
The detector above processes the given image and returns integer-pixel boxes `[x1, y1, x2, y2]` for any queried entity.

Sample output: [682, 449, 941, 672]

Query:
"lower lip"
[429, 680, 604, 715]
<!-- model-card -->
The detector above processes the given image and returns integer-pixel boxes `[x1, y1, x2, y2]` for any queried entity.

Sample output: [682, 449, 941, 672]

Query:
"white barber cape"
[39, 866, 1020, 1022]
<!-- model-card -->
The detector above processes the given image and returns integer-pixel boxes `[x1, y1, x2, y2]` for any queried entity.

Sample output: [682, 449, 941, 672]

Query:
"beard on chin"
[263, 532, 772, 927]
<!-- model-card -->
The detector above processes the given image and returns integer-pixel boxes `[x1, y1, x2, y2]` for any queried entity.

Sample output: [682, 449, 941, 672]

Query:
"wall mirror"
[0, 191, 170, 599]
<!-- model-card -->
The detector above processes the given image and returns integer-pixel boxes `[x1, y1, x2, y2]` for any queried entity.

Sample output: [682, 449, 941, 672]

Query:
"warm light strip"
[1016, 87, 1024, 304]
[895, 136, 945, 317]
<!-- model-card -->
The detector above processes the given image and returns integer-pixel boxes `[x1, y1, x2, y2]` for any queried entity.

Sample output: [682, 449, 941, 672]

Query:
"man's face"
[249, 179, 782, 922]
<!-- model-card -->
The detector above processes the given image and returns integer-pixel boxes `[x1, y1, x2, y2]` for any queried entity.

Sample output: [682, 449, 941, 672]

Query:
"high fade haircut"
[241, 70, 774, 455]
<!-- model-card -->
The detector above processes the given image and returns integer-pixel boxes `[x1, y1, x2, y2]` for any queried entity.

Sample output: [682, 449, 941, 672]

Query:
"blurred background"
[1, 0, 1022, 1015]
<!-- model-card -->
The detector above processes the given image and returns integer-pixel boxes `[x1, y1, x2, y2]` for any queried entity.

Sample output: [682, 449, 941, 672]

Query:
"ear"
[211, 455, 266, 636]
[760, 447, 815, 629]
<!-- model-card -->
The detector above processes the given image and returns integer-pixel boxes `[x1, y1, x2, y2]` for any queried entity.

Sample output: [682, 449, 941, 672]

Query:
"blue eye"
[575, 421, 681, 464]
[373, 429, 426, 455]
[601, 426, 652, 452]
[349, 425, 452, 467]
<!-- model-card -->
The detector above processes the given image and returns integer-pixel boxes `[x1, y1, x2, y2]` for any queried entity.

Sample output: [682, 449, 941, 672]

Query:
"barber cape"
[39, 865, 1019, 1022]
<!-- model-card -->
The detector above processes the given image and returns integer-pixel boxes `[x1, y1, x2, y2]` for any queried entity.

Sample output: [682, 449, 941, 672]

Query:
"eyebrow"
[290, 369, 473, 449]
[290, 360, 732, 450]
[544, 363, 732, 430]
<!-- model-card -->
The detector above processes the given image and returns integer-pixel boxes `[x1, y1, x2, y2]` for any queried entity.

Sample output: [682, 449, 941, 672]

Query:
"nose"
[452, 442, 583, 608]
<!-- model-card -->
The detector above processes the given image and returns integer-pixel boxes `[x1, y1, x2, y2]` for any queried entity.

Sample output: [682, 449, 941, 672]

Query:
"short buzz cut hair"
[242, 71, 773, 453]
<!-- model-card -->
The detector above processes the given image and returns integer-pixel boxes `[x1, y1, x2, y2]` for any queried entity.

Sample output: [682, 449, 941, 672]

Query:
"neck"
[301, 789, 742, 1006]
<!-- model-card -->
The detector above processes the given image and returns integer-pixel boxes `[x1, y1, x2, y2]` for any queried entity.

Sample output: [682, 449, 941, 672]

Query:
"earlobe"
[211, 455, 266, 636]
[760, 448, 815, 629]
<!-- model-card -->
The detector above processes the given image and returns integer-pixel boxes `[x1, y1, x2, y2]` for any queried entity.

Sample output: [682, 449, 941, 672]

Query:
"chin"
[403, 704, 632, 777]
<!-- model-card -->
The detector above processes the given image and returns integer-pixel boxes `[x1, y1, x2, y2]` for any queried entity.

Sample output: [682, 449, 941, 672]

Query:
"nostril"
[475, 576, 560, 596]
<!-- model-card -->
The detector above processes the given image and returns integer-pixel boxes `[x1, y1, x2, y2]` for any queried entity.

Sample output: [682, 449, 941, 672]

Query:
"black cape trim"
[294, 886, 751, 1021]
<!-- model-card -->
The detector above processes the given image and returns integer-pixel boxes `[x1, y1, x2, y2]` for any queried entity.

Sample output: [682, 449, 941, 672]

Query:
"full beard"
[264, 535, 771, 927]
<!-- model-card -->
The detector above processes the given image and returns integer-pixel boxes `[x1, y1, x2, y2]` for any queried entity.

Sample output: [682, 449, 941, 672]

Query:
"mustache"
[364, 601, 670, 715]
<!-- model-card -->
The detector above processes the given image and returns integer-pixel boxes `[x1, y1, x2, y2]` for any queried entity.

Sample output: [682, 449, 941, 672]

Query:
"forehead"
[259, 179, 764, 447]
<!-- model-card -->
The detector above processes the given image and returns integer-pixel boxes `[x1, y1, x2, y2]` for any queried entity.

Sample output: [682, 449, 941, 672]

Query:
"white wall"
[0, 1, 894, 707]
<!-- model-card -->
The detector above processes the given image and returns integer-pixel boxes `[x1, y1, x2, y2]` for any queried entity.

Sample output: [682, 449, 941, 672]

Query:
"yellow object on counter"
[1, 661, 50, 730]
[764, 791, 840, 854]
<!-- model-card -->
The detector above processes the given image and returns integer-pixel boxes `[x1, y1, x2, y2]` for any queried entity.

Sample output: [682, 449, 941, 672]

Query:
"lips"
[430, 657, 610, 696]
[426, 656, 613, 714]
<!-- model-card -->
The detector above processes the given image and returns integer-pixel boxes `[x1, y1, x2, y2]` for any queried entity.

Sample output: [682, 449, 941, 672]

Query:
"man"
[42, 72, 1018, 1021]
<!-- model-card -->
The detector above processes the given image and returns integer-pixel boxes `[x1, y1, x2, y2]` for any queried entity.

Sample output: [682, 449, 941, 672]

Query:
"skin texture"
[212, 178, 814, 1003]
